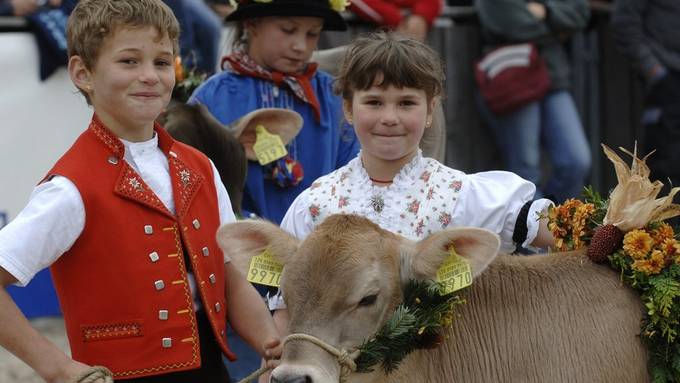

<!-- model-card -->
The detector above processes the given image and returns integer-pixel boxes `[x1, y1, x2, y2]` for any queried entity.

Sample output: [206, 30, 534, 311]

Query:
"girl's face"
[345, 81, 434, 166]
[246, 16, 323, 74]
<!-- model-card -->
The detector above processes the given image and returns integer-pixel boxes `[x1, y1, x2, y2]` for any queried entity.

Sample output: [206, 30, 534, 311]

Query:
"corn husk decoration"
[587, 144, 680, 262]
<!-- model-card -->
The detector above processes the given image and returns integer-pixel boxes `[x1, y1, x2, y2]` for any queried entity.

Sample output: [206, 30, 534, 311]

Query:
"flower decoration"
[548, 144, 680, 382]
[601, 145, 680, 231]
[172, 56, 208, 103]
[329, 0, 350, 12]
[547, 197, 599, 252]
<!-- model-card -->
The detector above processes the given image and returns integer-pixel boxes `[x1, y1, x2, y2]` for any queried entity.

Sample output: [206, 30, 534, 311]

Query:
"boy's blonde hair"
[67, 0, 180, 70]
[335, 32, 445, 102]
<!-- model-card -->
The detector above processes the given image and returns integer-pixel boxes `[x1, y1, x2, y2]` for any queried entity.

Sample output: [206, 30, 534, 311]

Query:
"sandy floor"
[0, 317, 69, 383]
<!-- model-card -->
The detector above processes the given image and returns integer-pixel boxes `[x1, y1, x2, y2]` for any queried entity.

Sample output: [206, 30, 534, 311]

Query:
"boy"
[0, 0, 281, 382]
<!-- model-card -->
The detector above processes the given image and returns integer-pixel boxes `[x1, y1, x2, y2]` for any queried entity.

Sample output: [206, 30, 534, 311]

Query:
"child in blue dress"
[189, 0, 360, 224]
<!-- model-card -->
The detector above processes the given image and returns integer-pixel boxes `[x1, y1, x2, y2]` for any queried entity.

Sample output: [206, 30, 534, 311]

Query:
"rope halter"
[68, 366, 114, 383]
[283, 333, 361, 383]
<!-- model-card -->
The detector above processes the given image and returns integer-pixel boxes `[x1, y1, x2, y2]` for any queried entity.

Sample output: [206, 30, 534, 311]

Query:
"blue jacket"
[189, 69, 360, 223]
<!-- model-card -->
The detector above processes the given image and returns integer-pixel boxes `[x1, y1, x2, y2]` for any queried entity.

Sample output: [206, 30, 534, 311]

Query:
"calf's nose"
[270, 375, 313, 383]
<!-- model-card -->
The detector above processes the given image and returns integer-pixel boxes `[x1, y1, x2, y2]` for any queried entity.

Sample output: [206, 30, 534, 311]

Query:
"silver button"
[107, 156, 119, 165]
[209, 274, 216, 284]
[149, 252, 160, 263]
[144, 225, 153, 235]
[169, 151, 177, 158]
[162, 338, 172, 348]
[154, 280, 165, 290]
[192, 219, 200, 229]
[221, 330, 225, 337]
[215, 302, 221, 312]
[202, 247, 209, 257]
[159, 310, 169, 320]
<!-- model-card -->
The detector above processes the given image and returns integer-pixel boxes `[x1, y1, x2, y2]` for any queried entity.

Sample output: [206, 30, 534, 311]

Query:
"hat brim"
[226, 108, 304, 161]
[225, 3, 347, 31]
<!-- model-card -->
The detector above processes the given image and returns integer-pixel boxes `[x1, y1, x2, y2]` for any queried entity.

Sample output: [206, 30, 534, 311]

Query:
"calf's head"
[217, 214, 500, 383]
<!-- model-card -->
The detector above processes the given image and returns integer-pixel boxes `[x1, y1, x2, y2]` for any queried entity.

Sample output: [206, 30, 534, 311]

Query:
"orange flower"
[174, 56, 185, 82]
[661, 238, 680, 259]
[623, 229, 654, 260]
[631, 250, 666, 275]
[651, 223, 675, 246]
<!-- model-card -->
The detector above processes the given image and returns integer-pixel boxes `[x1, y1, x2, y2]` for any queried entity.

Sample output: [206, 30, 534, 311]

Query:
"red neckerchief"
[221, 50, 321, 122]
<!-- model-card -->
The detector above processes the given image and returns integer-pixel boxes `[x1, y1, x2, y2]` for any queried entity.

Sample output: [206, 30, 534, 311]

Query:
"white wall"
[0, 32, 91, 225]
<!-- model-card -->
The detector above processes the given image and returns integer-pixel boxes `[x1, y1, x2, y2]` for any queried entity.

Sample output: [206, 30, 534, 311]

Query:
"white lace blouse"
[281, 151, 552, 253]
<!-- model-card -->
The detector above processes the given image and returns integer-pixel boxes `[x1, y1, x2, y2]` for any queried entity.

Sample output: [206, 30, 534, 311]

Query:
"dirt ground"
[0, 317, 69, 383]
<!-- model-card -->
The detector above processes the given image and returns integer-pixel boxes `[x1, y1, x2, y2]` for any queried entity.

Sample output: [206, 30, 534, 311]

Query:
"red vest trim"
[47, 115, 236, 379]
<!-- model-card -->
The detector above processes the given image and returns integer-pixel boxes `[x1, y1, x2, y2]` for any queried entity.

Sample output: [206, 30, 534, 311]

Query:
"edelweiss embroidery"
[128, 177, 143, 192]
[179, 169, 191, 188]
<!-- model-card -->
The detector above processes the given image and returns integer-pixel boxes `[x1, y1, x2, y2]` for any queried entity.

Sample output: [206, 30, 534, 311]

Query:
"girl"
[281, 31, 555, 251]
[189, 0, 360, 224]
[267, 34, 556, 379]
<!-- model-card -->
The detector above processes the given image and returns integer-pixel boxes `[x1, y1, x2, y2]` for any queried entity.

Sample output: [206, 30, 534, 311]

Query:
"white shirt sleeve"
[453, 171, 537, 253]
[272, 190, 315, 312]
[280, 189, 314, 239]
[210, 160, 236, 263]
[0, 176, 85, 286]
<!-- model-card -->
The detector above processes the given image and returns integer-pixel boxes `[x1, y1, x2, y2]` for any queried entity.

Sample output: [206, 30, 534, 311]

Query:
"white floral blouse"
[281, 151, 552, 253]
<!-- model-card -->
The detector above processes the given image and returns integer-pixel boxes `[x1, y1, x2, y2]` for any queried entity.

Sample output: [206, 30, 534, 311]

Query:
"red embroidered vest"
[47, 116, 236, 379]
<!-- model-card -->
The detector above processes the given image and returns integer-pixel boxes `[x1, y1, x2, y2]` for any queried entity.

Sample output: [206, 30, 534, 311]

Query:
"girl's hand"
[527, 2, 547, 20]
[262, 337, 282, 369]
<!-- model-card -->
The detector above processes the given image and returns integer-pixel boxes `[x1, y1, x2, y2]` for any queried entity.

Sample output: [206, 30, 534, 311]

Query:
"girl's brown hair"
[335, 32, 445, 102]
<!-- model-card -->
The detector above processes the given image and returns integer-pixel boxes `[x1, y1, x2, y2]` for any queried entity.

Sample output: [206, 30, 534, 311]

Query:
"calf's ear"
[216, 219, 299, 276]
[407, 227, 500, 280]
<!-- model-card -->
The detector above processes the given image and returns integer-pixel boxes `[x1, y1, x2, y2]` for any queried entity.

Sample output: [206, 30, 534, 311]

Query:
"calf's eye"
[358, 294, 378, 307]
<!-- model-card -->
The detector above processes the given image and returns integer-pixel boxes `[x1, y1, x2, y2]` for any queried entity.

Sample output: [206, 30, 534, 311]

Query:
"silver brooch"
[371, 195, 385, 213]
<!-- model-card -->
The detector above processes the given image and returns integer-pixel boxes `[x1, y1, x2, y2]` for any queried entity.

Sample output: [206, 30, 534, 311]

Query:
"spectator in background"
[349, 0, 442, 41]
[474, 0, 591, 203]
[164, 0, 223, 75]
[611, 0, 680, 201]
[0, 0, 60, 16]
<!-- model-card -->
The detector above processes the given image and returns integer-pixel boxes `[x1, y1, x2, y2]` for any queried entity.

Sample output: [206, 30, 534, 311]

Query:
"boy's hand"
[262, 337, 282, 369]
[50, 360, 113, 383]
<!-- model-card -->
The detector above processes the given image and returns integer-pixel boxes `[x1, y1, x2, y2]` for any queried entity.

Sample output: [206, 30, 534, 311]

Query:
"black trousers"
[118, 310, 232, 383]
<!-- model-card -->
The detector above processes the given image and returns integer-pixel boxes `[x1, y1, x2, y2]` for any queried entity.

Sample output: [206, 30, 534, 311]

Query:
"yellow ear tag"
[435, 246, 472, 295]
[252, 124, 288, 166]
[246, 248, 284, 287]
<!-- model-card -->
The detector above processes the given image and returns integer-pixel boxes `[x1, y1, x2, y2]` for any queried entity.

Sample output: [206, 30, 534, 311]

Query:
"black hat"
[225, 0, 348, 31]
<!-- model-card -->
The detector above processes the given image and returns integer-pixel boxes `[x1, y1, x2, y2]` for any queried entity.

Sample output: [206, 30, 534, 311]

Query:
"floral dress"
[282, 151, 551, 252]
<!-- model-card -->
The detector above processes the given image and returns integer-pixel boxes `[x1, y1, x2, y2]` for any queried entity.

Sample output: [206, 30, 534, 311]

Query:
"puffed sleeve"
[452, 171, 538, 253]
[280, 189, 314, 240]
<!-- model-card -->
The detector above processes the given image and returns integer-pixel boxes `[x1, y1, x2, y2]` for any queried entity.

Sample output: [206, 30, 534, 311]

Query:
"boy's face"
[70, 26, 175, 141]
[345, 81, 435, 166]
[246, 16, 323, 74]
